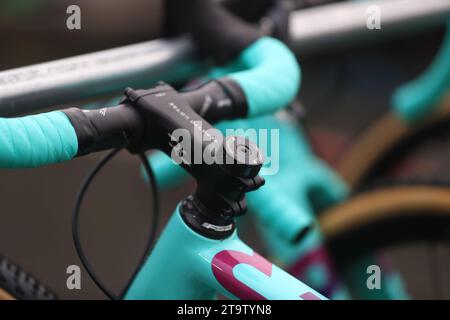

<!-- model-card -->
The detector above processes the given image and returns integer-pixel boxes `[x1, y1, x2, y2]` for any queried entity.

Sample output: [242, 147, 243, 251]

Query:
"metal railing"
[0, 0, 449, 116]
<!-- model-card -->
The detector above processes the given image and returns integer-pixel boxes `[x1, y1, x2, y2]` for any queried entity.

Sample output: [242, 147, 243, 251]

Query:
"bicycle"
[0, 0, 331, 300]
[0, 0, 450, 300]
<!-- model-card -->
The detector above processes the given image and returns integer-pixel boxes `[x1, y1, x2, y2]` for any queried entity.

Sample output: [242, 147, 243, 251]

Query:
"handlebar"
[0, 36, 300, 169]
[0, 111, 78, 168]
[228, 37, 300, 117]
[392, 21, 450, 122]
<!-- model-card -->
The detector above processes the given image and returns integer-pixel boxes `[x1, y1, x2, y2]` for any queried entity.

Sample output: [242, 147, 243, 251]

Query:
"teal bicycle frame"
[125, 207, 325, 300]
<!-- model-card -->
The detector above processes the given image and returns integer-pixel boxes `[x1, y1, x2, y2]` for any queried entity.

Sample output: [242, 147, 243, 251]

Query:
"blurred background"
[0, 0, 449, 299]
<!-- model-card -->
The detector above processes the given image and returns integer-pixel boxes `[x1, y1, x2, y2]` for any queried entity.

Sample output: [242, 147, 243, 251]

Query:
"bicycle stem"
[61, 80, 266, 239]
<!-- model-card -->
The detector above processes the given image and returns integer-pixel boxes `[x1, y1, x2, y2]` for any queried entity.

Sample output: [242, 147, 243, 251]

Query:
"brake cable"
[72, 149, 160, 300]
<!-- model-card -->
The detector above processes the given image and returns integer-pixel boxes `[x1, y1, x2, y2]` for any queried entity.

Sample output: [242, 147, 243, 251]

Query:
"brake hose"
[72, 149, 160, 300]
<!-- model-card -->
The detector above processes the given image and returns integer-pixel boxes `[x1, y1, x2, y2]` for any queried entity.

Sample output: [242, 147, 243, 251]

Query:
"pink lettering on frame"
[212, 250, 324, 300]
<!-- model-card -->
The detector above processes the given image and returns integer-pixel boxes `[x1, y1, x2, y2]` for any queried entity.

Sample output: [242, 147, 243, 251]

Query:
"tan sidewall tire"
[320, 186, 450, 241]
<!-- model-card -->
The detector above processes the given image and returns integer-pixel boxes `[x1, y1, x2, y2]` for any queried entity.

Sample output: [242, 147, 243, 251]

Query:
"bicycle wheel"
[0, 256, 57, 300]
[320, 180, 450, 299]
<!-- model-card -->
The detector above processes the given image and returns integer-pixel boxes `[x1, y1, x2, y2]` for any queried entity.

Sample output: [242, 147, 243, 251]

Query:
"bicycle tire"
[337, 94, 450, 189]
[319, 180, 450, 266]
[0, 256, 57, 300]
